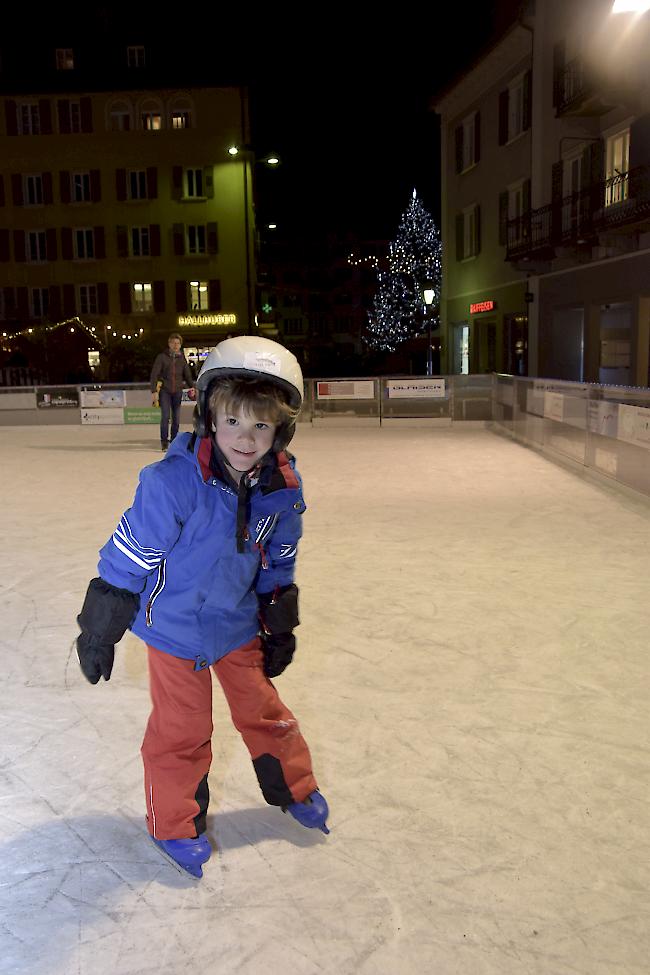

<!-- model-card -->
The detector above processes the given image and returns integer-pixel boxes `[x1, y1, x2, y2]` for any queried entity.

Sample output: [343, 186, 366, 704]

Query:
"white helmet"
[195, 335, 303, 446]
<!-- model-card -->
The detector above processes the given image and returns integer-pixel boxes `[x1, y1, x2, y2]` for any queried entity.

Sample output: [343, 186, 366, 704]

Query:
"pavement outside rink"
[0, 421, 649, 975]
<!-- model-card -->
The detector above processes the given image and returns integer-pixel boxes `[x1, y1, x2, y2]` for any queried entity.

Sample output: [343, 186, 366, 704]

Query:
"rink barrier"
[1, 374, 649, 500]
[493, 375, 650, 500]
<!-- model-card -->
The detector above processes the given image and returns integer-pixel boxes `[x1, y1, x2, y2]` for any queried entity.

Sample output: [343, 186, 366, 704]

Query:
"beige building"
[0, 45, 255, 375]
[433, 0, 650, 386]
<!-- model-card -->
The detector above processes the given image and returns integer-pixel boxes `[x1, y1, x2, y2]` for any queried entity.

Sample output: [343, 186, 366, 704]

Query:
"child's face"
[214, 404, 277, 476]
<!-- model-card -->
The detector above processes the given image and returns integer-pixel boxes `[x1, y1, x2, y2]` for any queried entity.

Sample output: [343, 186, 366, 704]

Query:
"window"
[456, 205, 480, 261]
[127, 45, 146, 67]
[132, 282, 153, 312]
[605, 128, 630, 206]
[499, 71, 531, 146]
[187, 225, 206, 254]
[190, 280, 209, 310]
[25, 174, 43, 205]
[455, 112, 480, 173]
[79, 284, 98, 315]
[110, 108, 131, 131]
[128, 170, 147, 200]
[142, 112, 162, 131]
[507, 179, 529, 245]
[185, 168, 204, 198]
[19, 103, 40, 135]
[171, 111, 191, 129]
[27, 230, 47, 262]
[72, 171, 91, 202]
[74, 228, 95, 260]
[56, 48, 74, 70]
[61, 100, 81, 133]
[285, 319, 305, 335]
[30, 287, 49, 318]
[131, 226, 150, 257]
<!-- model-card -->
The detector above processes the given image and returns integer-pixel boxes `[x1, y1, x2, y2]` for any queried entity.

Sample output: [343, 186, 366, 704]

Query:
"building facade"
[0, 41, 255, 380]
[434, 0, 650, 387]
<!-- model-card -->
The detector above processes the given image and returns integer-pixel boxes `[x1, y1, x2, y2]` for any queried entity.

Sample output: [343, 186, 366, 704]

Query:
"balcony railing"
[506, 163, 650, 261]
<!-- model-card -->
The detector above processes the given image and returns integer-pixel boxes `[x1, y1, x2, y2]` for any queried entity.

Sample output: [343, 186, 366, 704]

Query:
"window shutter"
[150, 224, 161, 257]
[498, 90, 509, 145]
[59, 171, 71, 204]
[43, 172, 53, 204]
[172, 166, 183, 200]
[46, 228, 58, 260]
[94, 226, 106, 259]
[153, 280, 165, 312]
[0, 175, 4, 206]
[3, 287, 16, 315]
[97, 282, 109, 314]
[208, 279, 221, 310]
[61, 227, 73, 260]
[80, 97, 93, 133]
[119, 282, 131, 313]
[11, 174, 23, 206]
[474, 112, 481, 164]
[522, 180, 532, 242]
[455, 214, 464, 261]
[204, 166, 214, 198]
[146, 166, 158, 199]
[58, 99, 71, 134]
[5, 100, 18, 136]
[630, 114, 650, 169]
[39, 100, 52, 135]
[498, 191, 509, 246]
[48, 285, 61, 318]
[207, 222, 218, 254]
[90, 170, 101, 202]
[116, 169, 127, 201]
[173, 223, 185, 255]
[454, 126, 463, 174]
[63, 284, 76, 316]
[14, 231, 26, 262]
[17, 287, 29, 320]
[552, 40, 566, 109]
[523, 70, 532, 131]
[474, 205, 481, 255]
[176, 280, 188, 312]
[0, 229, 10, 261]
[116, 225, 128, 258]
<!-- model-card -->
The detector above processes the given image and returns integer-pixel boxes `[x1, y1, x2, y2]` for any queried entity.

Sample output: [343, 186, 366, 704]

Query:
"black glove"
[262, 632, 296, 678]
[77, 633, 115, 684]
[76, 577, 140, 685]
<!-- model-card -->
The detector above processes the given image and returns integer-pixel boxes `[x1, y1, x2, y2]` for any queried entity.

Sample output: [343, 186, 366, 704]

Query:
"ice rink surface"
[1, 420, 649, 975]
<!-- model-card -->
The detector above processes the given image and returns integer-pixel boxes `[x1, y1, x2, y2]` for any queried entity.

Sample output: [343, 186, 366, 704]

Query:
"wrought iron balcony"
[506, 163, 650, 263]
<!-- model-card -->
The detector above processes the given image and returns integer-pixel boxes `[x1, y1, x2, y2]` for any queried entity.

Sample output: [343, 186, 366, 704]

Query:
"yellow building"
[0, 51, 255, 375]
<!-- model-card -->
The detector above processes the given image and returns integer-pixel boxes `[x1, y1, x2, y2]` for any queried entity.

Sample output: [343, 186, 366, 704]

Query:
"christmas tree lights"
[366, 190, 442, 352]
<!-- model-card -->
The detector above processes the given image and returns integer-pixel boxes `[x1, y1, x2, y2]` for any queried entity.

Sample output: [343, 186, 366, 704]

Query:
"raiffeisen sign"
[177, 313, 237, 326]
[469, 300, 495, 314]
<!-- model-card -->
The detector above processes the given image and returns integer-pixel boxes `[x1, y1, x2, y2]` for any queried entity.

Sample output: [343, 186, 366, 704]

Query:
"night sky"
[9, 2, 520, 243]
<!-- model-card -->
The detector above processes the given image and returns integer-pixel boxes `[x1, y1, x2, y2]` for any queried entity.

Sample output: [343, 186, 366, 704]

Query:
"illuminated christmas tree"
[366, 190, 442, 352]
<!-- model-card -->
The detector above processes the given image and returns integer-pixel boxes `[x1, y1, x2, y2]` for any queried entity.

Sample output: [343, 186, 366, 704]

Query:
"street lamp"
[422, 285, 436, 376]
[227, 143, 281, 334]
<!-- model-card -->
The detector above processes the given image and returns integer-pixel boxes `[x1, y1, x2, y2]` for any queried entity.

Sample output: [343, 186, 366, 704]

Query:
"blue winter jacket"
[97, 433, 305, 667]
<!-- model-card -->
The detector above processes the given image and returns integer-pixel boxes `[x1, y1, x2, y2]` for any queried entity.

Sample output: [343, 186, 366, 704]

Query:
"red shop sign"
[470, 300, 495, 314]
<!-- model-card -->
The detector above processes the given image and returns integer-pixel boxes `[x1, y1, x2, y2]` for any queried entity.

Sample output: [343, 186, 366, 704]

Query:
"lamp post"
[227, 143, 280, 335]
[422, 285, 436, 376]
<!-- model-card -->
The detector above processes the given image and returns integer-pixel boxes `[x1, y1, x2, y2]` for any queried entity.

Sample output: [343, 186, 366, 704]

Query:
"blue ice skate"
[284, 790, 330, 834]
[151, 835, 212, 879]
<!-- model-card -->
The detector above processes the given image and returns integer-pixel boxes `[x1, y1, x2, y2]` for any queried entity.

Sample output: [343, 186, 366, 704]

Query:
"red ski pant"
[141, 637, 317, 840]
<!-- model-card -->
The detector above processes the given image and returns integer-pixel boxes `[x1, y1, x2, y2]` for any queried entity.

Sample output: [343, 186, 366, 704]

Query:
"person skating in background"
[150, 333, 196, 451]
[75, 335, 329, 879]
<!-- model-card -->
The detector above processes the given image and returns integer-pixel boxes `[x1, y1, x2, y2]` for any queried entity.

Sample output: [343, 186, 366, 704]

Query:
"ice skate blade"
[151, 836, 205, 879]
